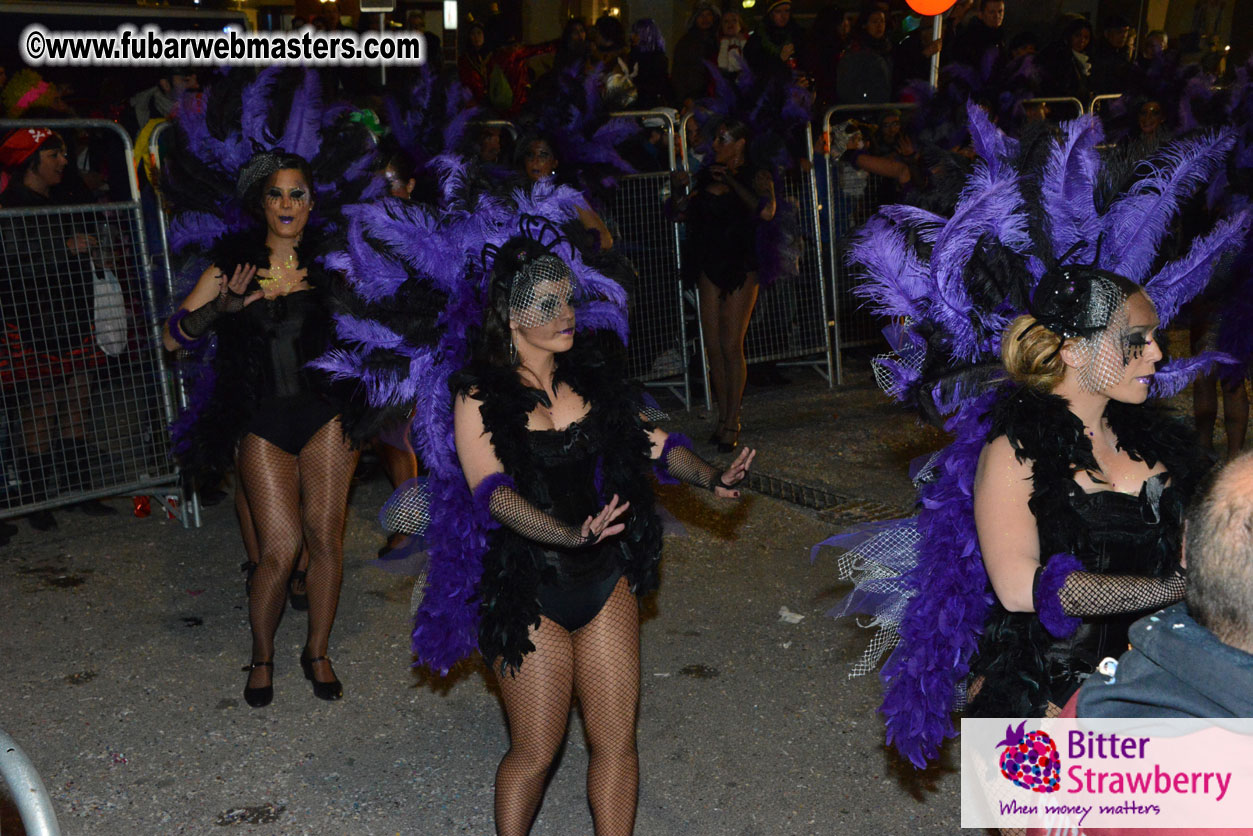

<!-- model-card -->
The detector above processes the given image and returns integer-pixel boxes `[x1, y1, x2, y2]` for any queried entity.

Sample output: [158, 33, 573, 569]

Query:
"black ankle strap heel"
[300, 653, 343, 702]
[243, 660, 274, 708]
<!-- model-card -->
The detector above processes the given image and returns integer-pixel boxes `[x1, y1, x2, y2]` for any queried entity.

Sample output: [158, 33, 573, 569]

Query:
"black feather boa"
[966, 386, 1211, 717]
[453, 331, 663, 673]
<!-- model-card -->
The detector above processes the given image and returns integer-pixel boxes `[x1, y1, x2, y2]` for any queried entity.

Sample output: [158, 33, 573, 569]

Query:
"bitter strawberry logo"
[996, 721, 1061, 793]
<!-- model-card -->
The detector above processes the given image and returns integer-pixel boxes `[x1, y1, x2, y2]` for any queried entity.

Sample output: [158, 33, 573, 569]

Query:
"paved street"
[2, 357, 966, 835]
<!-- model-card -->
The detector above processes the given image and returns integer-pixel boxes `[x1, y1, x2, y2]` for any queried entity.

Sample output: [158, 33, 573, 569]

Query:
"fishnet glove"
[179, 287, 249, 338]
[1033, 552, 1185, 638]
[486, 483, 593, 549]
[1056, 571, 1186, 617]
[661, 439, 724, 491]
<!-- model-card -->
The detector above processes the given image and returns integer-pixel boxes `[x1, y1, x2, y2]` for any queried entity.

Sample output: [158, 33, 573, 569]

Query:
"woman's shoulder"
[984, 385, 1085, 466]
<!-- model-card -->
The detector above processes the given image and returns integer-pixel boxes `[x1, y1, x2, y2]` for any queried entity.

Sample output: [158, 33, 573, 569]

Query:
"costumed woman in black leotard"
[163, 152, 358, 707]
[315, 186, 754, 832]
[814, 103, 1250, 769]
[457, 234, 753, 835]
[675, 118, 775, 452]
[967, 268, 1205, 718]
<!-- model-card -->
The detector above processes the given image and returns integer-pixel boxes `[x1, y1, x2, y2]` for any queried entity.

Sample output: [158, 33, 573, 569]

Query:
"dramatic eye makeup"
[265, 186, 309, 203]
[1120, 328, 1157, 365]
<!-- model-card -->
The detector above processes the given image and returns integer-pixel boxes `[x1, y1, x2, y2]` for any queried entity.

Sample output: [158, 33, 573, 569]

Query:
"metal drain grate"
[747, 472, 905, 525]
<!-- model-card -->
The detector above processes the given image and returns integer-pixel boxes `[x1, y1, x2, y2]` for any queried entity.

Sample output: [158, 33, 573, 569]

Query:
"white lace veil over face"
[508, 255, 576, 329]
[1027, 266, 1138, 393]
[1066, 278, 1129, 393]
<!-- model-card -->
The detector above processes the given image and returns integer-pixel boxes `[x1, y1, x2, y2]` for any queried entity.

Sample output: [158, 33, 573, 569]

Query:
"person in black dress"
[969, 269, 1205, 717]
[675, 119, 775, 451]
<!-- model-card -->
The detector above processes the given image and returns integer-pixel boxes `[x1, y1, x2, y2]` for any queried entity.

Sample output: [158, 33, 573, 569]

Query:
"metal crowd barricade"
[147, 120, 200, 527]
[609, 109, 694, 408]
[1089, 93, 1122, 118]
[0, 119, 185, 523]
[821, 102, 917, 384]
[0, 728, 60, 835]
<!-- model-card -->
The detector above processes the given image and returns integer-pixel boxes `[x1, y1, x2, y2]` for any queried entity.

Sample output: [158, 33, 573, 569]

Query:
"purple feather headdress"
[515, 65, 638, 207]
[164, 67, 379, 264]
[854, 101, 1249, 418]
[383, 65, 478, 179]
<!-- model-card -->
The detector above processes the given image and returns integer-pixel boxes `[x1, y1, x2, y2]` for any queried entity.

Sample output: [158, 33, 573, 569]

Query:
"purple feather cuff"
[1034, 553, 1084, 639]
[472, 472, 516, 527]
[168, 308, 207, 351]
[654, 432, 693, 485]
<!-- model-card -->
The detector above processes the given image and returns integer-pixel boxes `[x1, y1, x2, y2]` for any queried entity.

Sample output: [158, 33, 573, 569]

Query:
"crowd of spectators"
[1, 3, 1239, 197]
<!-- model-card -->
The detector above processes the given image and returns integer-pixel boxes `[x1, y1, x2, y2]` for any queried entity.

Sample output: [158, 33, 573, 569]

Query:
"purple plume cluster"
[311, 180, 629, 672]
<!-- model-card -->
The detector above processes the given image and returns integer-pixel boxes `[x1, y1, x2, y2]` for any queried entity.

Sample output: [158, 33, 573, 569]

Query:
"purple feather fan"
[316, 178, 634, 673]
[1100, 130, 1237, 281]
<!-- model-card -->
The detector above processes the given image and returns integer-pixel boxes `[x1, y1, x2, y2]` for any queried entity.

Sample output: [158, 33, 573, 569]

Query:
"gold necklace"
[257, 252, 299, 293]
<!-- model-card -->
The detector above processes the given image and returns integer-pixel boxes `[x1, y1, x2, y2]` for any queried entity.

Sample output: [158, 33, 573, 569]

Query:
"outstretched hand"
[714, 447, 755, 498]
[218, 264, 262, 311]
[581, 493, 631, 544]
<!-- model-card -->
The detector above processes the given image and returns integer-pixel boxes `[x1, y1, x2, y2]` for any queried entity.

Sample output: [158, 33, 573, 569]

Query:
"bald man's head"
[1185, 453, 1253, 652]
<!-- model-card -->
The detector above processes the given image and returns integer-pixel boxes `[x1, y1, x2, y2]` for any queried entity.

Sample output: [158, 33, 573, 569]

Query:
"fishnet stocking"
[235, 472, 259, 565]
[572, 577, 640, 836]
[238, 418, 358, 690]
[494, 577, 640, 835]
[235, 468, 310, 593]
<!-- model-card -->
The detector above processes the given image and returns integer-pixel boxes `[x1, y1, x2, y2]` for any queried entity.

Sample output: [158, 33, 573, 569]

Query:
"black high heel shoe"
[288, 569, 308, 611]
[300, 652, 343, 701]
[716, 421, 741, 454]
[243, 661, 273, 708]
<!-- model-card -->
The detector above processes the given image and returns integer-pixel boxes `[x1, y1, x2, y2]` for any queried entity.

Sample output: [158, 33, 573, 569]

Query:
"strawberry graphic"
[996, 721, 1061, 793]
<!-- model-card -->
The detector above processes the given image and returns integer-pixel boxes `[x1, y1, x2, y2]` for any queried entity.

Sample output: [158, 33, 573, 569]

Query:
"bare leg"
[377, 435, 418, 553]
[378, 438, 418, 488]
[572, 578, 640, 836]
[697, 275, 727, 428]
[58, 371, 91, 443]
[21, 378, 58, 455]
[716, 274, 759, 441]
[494, 618, 575, 835]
